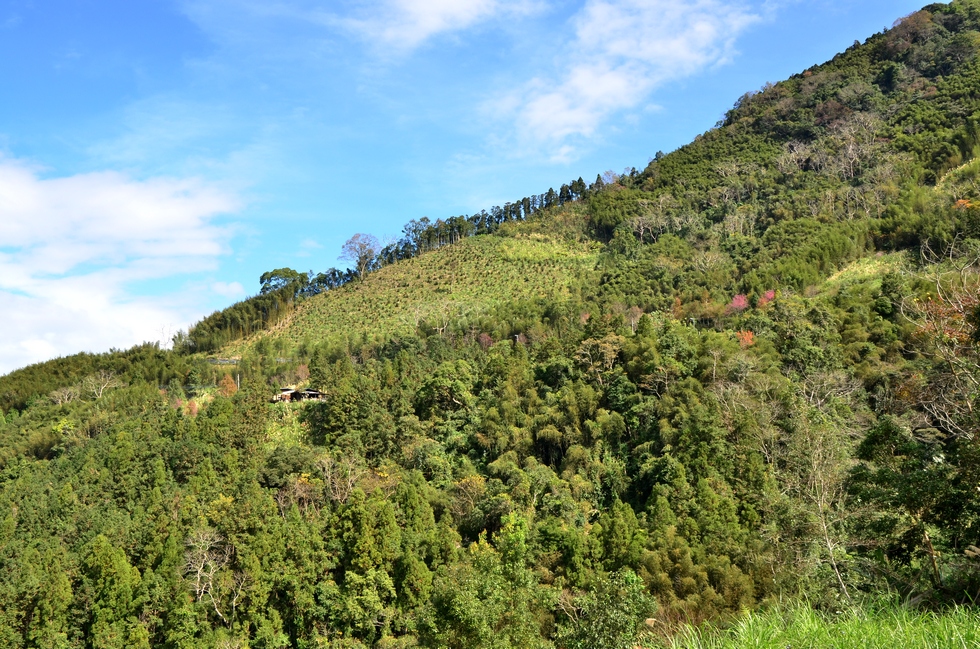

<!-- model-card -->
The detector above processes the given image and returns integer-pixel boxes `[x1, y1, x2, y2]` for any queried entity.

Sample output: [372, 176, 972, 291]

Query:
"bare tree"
[828, 112, 884, 182]
[575, 335, 624, 386]
[627, 306, 644, 333]
[766, 392, 859, 601]
[340, 233, 380, 279]
[49, 384, 81, 405]
[776, 140, 813, 175]
[800, 370, 862, 412]
[229, 571, 250, 621]
[723, 205, 757, 236]
[632, 194, 677, 242]
[216, 640, 245, 649]
[316, 454, 365, 504]
[83, 370, 122, 399]
[450, 475, 487, 520]
[275, 474, 320, 518]
[900, 239, 980, 437]
[185, 528, 232, 623]
[798, 417, 855, 601]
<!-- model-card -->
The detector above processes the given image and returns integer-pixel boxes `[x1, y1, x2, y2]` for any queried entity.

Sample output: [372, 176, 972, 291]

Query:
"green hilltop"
[4, 2, 980, 648]
[225, 230, 600, 358]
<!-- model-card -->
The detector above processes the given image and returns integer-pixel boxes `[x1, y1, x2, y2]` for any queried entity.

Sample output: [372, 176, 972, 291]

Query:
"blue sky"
[0, 0, 931, 374]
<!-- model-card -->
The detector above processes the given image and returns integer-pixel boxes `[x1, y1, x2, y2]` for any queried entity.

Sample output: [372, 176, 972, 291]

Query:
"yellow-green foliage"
[227, 234, 599, 355]
[824, 252, 907, 289]
[264, 402, 308, 449]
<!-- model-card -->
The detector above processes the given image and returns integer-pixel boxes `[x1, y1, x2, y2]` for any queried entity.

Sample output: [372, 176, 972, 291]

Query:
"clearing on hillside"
[223, 233, 600, 356]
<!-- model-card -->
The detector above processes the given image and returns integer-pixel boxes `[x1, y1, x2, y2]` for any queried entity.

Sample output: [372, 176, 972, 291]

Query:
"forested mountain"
[4, 2, 980, 647]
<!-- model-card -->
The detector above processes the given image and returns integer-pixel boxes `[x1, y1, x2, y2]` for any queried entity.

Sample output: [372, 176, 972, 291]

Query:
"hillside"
[3, 3, 980, 648]
[225, 229, 600, 358]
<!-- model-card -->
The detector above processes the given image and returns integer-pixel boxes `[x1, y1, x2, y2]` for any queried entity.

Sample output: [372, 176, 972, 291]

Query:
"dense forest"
[4, 2, 980, 647]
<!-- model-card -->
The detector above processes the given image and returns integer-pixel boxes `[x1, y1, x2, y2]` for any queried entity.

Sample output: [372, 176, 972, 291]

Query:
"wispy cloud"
[1, 13, 21, 30]
[502, 0, 762, 154]
[0, 156, 239, 374]
[296, 238, 323, 258]
[181, 0, 541, 53]
[211, 280, 246, 298]
[332, 0, 541, 51]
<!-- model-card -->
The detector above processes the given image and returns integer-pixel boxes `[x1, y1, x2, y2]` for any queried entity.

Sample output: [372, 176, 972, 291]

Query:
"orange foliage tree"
[218, 374, 238, 398]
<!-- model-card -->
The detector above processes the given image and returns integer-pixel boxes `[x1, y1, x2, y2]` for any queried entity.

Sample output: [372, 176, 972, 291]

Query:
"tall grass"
[662, 602, 980, 649]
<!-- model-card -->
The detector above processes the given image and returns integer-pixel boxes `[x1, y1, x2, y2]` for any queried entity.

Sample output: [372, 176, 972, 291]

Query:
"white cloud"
[334, 0, 539, 51]
[296, 238, 324, 258]
[504, 0, 761, 147]
[0, 156, 239, 375]
[181, 0, 540, 53]
[211, 281, 246, 298]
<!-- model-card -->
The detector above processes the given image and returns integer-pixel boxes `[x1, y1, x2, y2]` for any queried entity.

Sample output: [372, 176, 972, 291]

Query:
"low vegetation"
[666, 601, 980, 649]
[228, 232, 600, 358]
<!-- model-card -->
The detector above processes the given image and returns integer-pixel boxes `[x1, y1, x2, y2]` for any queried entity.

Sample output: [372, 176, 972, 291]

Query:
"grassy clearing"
[662, 602, 980, 649]
[824, 251, 907, 287]
[225, 234, 599, 356]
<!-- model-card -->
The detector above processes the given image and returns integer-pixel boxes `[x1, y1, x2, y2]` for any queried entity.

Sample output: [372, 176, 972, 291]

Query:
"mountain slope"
[226, 230, 599, 357]
[3, 3, 980, 648]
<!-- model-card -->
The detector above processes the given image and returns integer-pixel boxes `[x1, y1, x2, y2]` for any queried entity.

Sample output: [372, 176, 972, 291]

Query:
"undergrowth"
[663, 602, 980, 649]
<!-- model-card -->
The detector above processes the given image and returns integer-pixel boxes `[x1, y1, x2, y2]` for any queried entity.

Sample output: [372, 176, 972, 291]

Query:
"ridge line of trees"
[177, 172, 632, 354]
